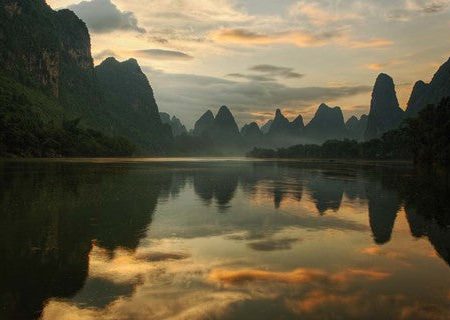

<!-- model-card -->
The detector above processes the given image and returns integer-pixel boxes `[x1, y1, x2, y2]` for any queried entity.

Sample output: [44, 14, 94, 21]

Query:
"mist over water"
[0, 159, 449, 320]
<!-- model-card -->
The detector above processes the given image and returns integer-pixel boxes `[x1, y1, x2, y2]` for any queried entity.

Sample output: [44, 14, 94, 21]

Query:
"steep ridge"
[95, 57, 172, 151]
[406, 58, 450, 116]
[364, 73, 404, 140]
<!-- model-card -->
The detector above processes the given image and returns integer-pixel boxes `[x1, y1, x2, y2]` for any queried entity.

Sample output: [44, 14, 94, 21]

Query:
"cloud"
[226, 65, 304, 82]
[347, 38, 394, 49]
[365, 59, 405, 71]
[134, 49, 193, 60]
[208, 267, 390, 286]
[289, 1, 362, 27]
[211, 28, 392, 50]
[250, 64, 305, 79]
[288, 290, 360, 314]
[387, 0, 450, 21]
[210, 28, 339, 47]
[226, 73, 275, 82]
[248, 237, 301, 251]
[88, 245, 188, 284]
[68, 0, 146, 33]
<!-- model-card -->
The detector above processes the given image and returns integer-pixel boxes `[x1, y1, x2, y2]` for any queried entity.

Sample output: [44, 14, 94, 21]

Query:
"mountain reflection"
[0, 160, 448, 319]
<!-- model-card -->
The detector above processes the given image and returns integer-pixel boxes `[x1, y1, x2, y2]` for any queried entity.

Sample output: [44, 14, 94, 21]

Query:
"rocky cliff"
[0, 0, 172, 154]
[406, 57, 450, 116]
[364, 73, 404, 140]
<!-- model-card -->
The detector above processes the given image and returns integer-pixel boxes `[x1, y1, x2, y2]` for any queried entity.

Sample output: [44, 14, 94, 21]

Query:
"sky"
[46, 0, 450, 128]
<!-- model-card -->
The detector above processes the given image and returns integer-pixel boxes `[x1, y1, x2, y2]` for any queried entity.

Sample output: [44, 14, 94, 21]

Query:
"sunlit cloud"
[211, 28, 393, 50]
[208, 267, 390, 286]
[287, 290, 360, 314]
[347, 38, 394, 49]
[210, 28, 340, 48]
[88, 245, 188, 284]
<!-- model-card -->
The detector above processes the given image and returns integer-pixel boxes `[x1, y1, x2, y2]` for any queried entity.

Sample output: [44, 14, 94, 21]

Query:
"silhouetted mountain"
[160, 112, 187, 136]
[241, 122, 263, 138]
[261, 120, 273, 134]
[365, 73, 404, 140]
[291, 115, 305, 134]
[305, 103, 347, 142]
[210, 106, 241, 141]
[346, 114, 368, 140]
[367, 182, 401, 244]
[96, 57, 172, 151]
[241, 122, 263, 147]
[193, 110, 214, 136]
[268, 109, 293, 136]
[406, 57, 450, 116]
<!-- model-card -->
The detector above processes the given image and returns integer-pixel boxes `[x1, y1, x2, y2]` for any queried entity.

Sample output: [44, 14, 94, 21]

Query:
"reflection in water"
[0, 160, 448, 320]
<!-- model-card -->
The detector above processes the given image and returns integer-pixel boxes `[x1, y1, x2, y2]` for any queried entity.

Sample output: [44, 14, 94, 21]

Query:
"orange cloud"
[287, 290, 360, 314]
[211, 28, 332, 47]
[348, 38, 394, 49]
[208, 268, 327, 285]
[208, 267, 390, 286]
[332, 269, 391, 282]
[361, 246, 407, 260]
[211, 28, 393, 50]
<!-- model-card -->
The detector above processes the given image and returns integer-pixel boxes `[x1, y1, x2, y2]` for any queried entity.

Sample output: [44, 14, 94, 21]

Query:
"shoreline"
[0, 156, 414, 167]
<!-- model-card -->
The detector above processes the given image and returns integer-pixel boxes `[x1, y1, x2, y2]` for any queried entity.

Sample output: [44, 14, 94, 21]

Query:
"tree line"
[248, 98, 450, 169]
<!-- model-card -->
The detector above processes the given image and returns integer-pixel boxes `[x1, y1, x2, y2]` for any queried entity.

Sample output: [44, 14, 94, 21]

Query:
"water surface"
[0, 159, 449, 320]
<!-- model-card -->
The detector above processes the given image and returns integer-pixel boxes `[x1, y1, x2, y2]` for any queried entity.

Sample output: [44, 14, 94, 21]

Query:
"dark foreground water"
[0, 159, 449, 320]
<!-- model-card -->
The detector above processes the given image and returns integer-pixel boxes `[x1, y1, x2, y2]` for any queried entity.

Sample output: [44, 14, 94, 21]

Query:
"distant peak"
[219, 105, 230, 112]
[376, 73, 394, 84]
[318, 103, 330, 110]
[124, 58, 139, 66]
[101, 57, 120, 65]
[274, 109, 287, 120]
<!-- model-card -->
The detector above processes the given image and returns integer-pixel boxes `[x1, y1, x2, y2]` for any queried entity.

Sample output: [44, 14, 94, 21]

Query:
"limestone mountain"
[160, 112, 187, 136]
[0, 0, 172, 155]
[210, 106, 241, 141]
[95, 57, 172, 152]
[261, 120, 273, 134]
[193, 110, 214, 136]
[268, 109, 293, 136]
[346, 115, 368, 141]
[364, 73, 404, 140]
[291, 115, 305, 135]
[406, 57, 450, 116]
[241, 122, 262, 137]
[0, 0, 100, 123]
[305, 103, 347, 142]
